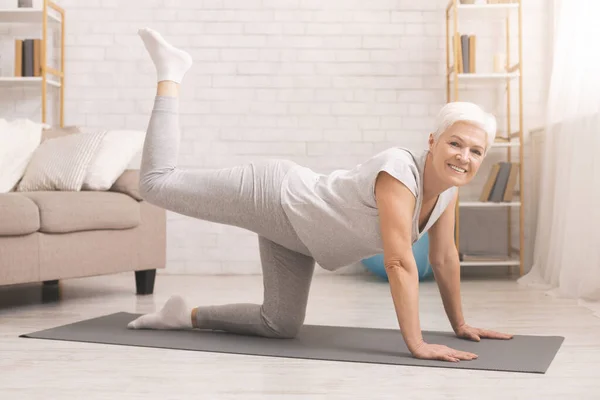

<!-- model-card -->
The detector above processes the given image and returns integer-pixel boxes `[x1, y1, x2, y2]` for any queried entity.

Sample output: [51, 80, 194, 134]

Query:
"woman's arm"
[375, 171, 424, 353]
[426, 191, 465, 332]
[427, 191, 514, 343]
[375, 174, 478, 362]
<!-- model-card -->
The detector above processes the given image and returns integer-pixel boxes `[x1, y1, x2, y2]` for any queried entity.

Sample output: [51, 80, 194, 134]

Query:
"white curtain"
[518, 0, 600, 316]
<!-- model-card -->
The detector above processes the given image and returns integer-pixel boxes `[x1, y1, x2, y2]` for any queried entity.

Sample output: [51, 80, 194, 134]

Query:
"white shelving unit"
[0, 7, 61, 24]
[460, 257, 521, 267]
[459, 201, 521, 208]
[0, 0, 65, 126]
[0, 76, 61, 87]
[453, 71, 520, 81]
[446, 0, 525, 274]
[455, 2, 519, 19]
[490, 141, 520, 148]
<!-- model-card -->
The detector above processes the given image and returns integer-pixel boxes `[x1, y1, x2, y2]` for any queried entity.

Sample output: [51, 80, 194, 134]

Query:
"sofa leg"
[41, 280, 60, 303]
[135, 269, 156, 295]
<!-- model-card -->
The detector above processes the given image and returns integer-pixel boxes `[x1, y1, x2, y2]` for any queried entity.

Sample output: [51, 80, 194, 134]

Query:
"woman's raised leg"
[127, 28, 316, 337]
[136, 28, 305, 241]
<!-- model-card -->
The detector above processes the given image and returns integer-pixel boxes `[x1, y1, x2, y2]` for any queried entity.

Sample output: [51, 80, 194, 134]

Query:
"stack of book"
[478, 161, 519, 202]
[454, 33, 476, 73]
[14, 39, 42, 77]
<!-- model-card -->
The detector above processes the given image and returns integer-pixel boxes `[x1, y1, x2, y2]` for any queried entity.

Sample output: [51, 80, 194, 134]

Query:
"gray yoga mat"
[20, 312, 563, 373]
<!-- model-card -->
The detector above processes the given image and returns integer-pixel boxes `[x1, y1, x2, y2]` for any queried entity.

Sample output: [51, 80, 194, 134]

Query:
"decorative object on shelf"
[493, 52, 506, 72]
[18, 0, 33, 7]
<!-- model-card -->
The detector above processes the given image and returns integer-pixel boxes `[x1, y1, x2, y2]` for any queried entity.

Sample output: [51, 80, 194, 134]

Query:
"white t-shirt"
[280, 147, 457, 271]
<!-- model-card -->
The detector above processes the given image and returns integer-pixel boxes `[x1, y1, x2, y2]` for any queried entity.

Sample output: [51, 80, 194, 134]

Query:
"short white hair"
[432, 102, 497, 151]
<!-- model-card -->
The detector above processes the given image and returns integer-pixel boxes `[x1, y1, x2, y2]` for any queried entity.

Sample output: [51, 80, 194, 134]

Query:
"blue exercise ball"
[361, 232, 433, 281]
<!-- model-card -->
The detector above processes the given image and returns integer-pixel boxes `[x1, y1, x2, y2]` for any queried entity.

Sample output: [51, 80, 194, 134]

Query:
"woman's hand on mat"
[454, 323, 514, 342]
[411, 341, 478, 363]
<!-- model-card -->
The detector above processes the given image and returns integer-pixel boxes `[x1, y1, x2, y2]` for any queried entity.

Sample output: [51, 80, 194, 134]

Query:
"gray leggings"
[140, 96, 315, 339]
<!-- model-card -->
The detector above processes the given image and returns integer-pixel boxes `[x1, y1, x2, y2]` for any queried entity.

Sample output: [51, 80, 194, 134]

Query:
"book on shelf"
[478, 161, 519, 202]
[13, 38, 42, 78]
[454, 32, 476, 73]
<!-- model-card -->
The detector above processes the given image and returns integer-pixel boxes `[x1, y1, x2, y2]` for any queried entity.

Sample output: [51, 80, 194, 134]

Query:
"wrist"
[406, 337, 425, 354]
[452, 320, 466, 332]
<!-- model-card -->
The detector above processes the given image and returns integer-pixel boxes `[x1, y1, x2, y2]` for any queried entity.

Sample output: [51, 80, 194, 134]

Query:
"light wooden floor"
[1, 272, 599, 399]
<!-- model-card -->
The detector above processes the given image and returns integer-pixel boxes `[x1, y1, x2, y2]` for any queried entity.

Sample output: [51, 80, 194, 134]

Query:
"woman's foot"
[127, 295, 193, 330]
[138, 27, 193, 84]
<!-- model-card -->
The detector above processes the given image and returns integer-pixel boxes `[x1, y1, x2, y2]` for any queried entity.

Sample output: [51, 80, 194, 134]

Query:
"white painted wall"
[0, 0, 550, 275]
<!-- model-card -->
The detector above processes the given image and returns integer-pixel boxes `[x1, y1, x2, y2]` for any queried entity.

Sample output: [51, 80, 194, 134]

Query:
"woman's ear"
[428, 133, 435, 151]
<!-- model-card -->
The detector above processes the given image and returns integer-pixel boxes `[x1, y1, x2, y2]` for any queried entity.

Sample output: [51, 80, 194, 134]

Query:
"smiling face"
[428, 121, 488, 187]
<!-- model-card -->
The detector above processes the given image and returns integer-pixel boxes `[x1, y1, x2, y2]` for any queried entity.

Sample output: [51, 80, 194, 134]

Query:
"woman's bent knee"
[138, 169, 174, 205]
[261, 312, 304, 339]
[267, 324, 301, 339]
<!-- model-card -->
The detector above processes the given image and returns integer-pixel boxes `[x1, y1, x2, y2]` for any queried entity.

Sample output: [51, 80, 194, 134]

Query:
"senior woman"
[127, 28, 513, 363]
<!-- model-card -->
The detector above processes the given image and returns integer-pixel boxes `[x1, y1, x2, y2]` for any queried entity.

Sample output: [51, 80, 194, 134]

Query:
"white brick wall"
[0, 0, 550, 276]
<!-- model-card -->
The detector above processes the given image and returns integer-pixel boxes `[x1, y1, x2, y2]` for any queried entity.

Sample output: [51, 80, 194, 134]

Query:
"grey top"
[280, 147, 457, 271]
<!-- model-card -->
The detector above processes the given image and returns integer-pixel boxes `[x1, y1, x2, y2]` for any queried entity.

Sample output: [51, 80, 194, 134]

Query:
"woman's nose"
[457, 149, 470, 162]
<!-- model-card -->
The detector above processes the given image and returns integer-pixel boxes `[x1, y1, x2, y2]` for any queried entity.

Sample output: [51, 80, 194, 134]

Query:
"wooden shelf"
[491, 140, 520, 148]
[449, 2, 519, 19]
[0, 8, 62, 24]
[458, 71, 519, 79]
[460, 256, 520, 267]
[450, 72, 520, 84]
[0, 77, 61, 88]
[447, 0, 525, 275]
[459, 201, 521, 208]
[1, 2, 65, 126]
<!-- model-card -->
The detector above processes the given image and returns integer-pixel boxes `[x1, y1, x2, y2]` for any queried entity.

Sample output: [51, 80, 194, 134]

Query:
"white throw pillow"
[0, 118, 43, 193]
[17, 129, 108, 192]
[81, 130, 146, 191]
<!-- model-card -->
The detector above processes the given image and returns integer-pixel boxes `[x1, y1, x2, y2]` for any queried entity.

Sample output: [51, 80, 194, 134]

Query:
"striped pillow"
[17, 129, 107, 192]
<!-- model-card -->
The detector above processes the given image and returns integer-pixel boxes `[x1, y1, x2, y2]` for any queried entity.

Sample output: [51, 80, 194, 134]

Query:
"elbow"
[384, 259, 404, 272]
[384, 258, 419, 285]
[383, 251, 417, 275]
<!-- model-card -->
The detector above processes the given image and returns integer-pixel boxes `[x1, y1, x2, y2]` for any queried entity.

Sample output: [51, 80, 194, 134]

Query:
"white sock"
[138, 27, 193, 84]
[127, 295, 193, 330]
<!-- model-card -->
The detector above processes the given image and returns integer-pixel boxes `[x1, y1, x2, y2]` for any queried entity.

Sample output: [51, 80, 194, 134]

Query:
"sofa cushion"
[0, 193, 40, 236]
[17, 129, 108, 192]
[0, 118, 44, 194]
[19, 191, 141, 234]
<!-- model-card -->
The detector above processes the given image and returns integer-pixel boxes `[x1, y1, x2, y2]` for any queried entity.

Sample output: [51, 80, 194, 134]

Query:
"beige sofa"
[0, 128, 166, 295]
